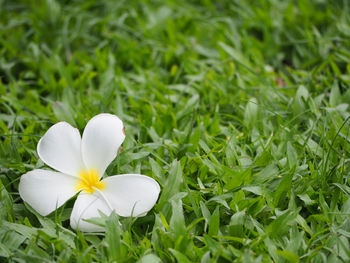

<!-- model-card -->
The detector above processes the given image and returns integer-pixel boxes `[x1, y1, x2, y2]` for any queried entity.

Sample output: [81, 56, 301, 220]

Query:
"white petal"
[37, 122, 85, 176]
[70, 192, 112, 232]
[81, 114, 125, 176]
[102, 174, 160, 217]
[19, 169, 78, 216]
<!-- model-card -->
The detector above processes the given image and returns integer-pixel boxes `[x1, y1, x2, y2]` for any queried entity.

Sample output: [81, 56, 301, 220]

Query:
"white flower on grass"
[19, 113, 160, 232]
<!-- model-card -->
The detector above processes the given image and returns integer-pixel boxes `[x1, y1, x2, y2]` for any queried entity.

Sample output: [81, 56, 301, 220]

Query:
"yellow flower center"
[76, 169, 105, 194]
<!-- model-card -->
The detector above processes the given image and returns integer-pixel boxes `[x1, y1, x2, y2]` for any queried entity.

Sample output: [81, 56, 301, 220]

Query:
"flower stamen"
[76, 169, 105, 194]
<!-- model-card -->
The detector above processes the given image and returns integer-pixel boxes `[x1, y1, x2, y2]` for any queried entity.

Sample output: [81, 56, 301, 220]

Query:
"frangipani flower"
[19, 114, 160, 232]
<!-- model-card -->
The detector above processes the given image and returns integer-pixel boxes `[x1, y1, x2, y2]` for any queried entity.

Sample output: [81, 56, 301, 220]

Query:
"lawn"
[1, 0, 350, 262]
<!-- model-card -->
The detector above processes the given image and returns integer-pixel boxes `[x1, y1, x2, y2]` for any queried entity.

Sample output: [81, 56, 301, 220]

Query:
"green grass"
[1, 0, 350, 262]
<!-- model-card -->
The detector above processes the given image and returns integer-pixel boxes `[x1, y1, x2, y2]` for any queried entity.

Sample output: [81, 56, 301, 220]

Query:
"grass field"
[1, 0, 350, 262]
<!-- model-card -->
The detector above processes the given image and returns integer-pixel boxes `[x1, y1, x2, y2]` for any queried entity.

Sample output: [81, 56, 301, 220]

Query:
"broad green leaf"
[287, 142, 298, 168]
[275, 250, 300, 263]
[158, 159, 183, 208]
[208, 207, 220, 236]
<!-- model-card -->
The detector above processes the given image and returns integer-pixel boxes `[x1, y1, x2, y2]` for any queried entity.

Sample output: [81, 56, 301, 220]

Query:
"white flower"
[19, 113, 160, 232]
